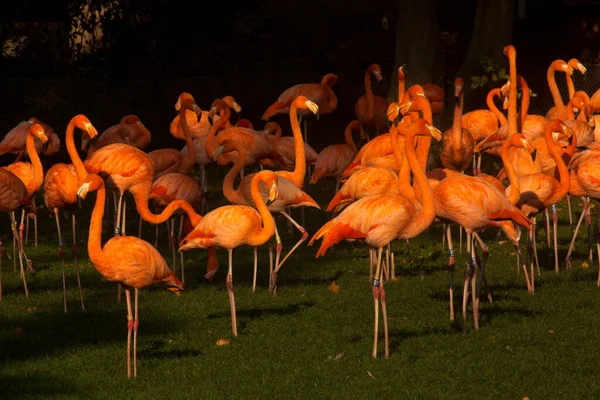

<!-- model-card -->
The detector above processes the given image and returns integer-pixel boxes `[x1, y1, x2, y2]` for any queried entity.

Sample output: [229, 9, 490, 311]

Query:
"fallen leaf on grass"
[523, 397, 530, 400]
[207, 330, 214, 336]
[216, 338, 230, 346]
[327, 352, 344, 361]
[25, 306, 37, 312]
[509, 252, 516, 257]
[328, 281, 340, 294]
[581, 261, 589, 269]
[367, 371, 376, 380]
[547, 330, 555, 334]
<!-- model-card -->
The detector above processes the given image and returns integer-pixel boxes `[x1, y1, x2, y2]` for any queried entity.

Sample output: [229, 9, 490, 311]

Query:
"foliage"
[470, 58, 509, 89]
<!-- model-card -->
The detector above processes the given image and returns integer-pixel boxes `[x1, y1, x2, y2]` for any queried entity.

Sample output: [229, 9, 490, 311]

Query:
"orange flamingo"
[149, 93, 199, 178]
[148, 173, 204, 284]
[355, 64, 390, 135]
[0, 118, 59, 159]
[170, 94, 241, 140]
[441, 78, 474, 172]
[1, 123, 49, 298]
[84, 97, 203, 236]
[261, 121, 319, 171]
[43, 115, 99, 312]
[506, 120, 573, 285]
[179, 170, 279, 336]
[423, 83, 444, 115]
[77, 174, 184, 378]
[0, 168, 32, 301]
[547, 59, 575, 121]
[310, 120, 360, 188]
[546, 58, 587, 120]
[310, 119, 441, 359]
[83, 115, 150, 153]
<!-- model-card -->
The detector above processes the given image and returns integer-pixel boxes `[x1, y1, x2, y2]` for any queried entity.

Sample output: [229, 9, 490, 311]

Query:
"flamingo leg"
[567, 194, 573, 233]
[532, 217, 540, 276]
[54, 211, 67, 312]
[378, 253, 389, 359]
[133, 288, 139, 378]
[115, 192, 123, 236]
[11, 212, 29, 299]
[476, 153, 482, 176]
[565, 197, 588, 270]
[12, 219, 16, 272]
[33, 197, 37, 247]
[594, 202, 600, 287]
[388, 243, 395, 280]
[252, 247, 258, 293]
[169, 218, 176, 275]
[138, 216, 143, 239]
[470, 234, 479, 331]
[472, 154, 477, 176]
[473, 232, 493, 304]
[227, 249, 238, 336]
[587, 200, 594, 262]
[178, 215, 185, 285]
[125, 285, 133, 378]
[154, 222, 159, 248]
[552, 204, 559, 273]
[268, 242, 274, 289]
[442, 223, 446, 251]
[371, 246, 383, 359]
[269, 224, 282, 292]
[19, 210, 34, 274]
[272, 210, 309, 295]
[369, 248, 374, 281]
[446, 225, 455, 322]
[526, 226, 535, 294]
[544, 208, 551, 248]
[459, 225, 463, 253]
[72, 213, 85, 311]
[462, 233, 472, 333]
[122, 200, 127, 236]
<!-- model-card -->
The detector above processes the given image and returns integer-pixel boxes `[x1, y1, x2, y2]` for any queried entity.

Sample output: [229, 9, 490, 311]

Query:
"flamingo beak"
[577, 62, 587, 74]
[305, 100, 319, 119]
[76, 182, 91, 200]
[267, 182, 279, 206]
[192, 104, 202, 117]
[175, 98, 181, 111]
[232, 102, 242, 113]
[212, 145, 224, 162]
[427, 125, 442, 141]
[373, 70, 383, 82]
[84, 121, 98, 139]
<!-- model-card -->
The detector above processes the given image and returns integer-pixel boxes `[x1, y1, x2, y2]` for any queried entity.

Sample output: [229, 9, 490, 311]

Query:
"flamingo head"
[568, 58, 587, 74]
[397, 65, 406, 81]
[27, 117, 41, 125]
[209, 99, 228, 120]
[454, 78, 464, 99]
[320, 73, 338, 87]
[76, 174, 104, 200]
[175, 92, 194, 111]
[425, 123, 442, 141]
[29, 123, 48, 145]
[120, 114, 141, 125]
[503, 45, 516, 59]
[222, 95, 242, 113]
[387, 102, 400, 125]
[179, 98, 202, 117]
[295, 96, 319, 119]
[370, 63, 383, 82]
[74, 115, 99, 140]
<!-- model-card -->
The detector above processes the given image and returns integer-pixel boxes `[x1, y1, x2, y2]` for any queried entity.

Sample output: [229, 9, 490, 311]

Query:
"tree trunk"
[388, 0, 443, 102]
[457, 0, 515, 111]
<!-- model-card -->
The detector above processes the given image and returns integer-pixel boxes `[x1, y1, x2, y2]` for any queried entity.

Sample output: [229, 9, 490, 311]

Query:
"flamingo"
[214, 137, 319, 292]
[76, 174, 184, 378]
[261, 122, 318, 172]
[179, 170, 280, 336]
[84, 97, 202, 236]
[43, 114, 99, 312]
[170, 94, 241, 140]
[441, 78, 474, 173]
[355, 63, 390, 136]
[0, 118, 59, 159]
[546, 58, 587, 120]
[310, 119, 441, 359]
[310, 120, 360, 189]
[83, 115, 150, 153]
[148, 173, 204, 284]
[547, 59, 575, 121]
[1, 123, 49, 299]
[423, 83, 444, 115]
[0, 168, 32, 301]
[149, 93, 198, 178]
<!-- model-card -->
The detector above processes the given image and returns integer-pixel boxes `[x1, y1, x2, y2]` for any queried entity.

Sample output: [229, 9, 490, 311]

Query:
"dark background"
[0, 0, 599, 158]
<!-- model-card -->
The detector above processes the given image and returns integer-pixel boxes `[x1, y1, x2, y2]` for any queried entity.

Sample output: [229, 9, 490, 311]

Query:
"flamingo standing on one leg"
[179, 170, 280, 336]
[77, 174, 184, 378]
[310, 119, 441, 359]
[43, 114, 99, 312]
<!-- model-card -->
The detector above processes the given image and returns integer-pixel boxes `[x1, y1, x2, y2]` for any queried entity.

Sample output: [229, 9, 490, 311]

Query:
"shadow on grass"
[206, 300, 316, 320]
[0, 374, 75, 399]
[141, 339, 205, 360]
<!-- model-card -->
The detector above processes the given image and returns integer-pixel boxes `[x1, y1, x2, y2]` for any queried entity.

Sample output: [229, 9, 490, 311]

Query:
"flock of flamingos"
[2, 44, 600, 377]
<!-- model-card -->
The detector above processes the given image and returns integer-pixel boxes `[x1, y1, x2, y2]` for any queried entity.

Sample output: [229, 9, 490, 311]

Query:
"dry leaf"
[334, 352, 344, 360]
[523, 397, 530, 400]
[509, 252, 516, 257]
[547, 330, 555, 334]
[582, 261, 589, 269]
[328, 281, 340, 295]
[25, 306, 37, 312]
[367, 371, 376, 380]
[207, 330, 214, 336]
[216, 338, 230, 346]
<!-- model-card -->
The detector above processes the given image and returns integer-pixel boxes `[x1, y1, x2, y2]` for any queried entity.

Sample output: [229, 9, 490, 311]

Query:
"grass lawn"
[1, 175, 599, 399]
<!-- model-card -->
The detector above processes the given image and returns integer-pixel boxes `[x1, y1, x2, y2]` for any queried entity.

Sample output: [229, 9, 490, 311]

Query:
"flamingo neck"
[321, 83, 338, 115]
[345, 125, 359, 154]
[405, 128, 435, 222]
[365, 69, 374, 121]
[487, 89, 507, 126]
[288, 102, 306, 188]
[547, 67, 567, 120]
[26, 133, 44, 193]
[66, 121, 87, 182]
[398, 79, 405, 102]
[566, 73, 575, 100]
[180, 106, 196, 173]
[508, 52, 518, 135]
[248, 176, 275, 246]
[222, 143, 247, 205]
[547, 122, 570, 198]
[391, 127, 413, 198]
[451, 90, 464, 149]
[501, 140, 520, 205]
[566, 100, 576, 120]
[204, 107, 231, 158]
[87, 183, 110, 271]
[132, 182, 202, 226]
[518, 76, 529, 131]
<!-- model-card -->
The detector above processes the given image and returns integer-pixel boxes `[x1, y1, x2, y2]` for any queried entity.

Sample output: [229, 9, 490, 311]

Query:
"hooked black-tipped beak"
[266, 198, 276, 207]
[43, 140, 50, 154]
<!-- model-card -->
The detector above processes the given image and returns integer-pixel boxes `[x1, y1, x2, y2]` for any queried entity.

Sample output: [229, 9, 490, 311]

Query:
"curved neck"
[273, 124, 282, 139]
[518, 76, 529, 131]
[547, 67, 567, 120]
[508, 52, 518, 135]
[405, 128, 435, 221]
[322, 83, 338, 114]
[562, 130, 578, 164]
[88, 183, 110, 271]
[365, 69, 374, 120]
[566, 73, 575, 100]
[249, 177, 275, 245]
[222, 143, 247, 205]
[566, 100, 576, 120]
[487, 89, 507, 126]
[204, 107, 230, 158]
[66, 121, 87, 182]
[410, 100, 433, 170]
[546, 123, 570, 197]
[180, 106, 196, 172]
[345, 125, 359, 154]
[288, 102, 306, 188]
[391, 127, 413, 198]
[451, 90, 464, 149]
[132, 183, 202, 226]
[500, 140, 520, 204]
[398, 76, 405, 102]
[26, 133, 44, 192]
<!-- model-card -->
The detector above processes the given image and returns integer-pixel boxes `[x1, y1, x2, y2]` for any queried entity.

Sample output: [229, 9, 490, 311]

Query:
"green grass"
[1, 176, 600, 399]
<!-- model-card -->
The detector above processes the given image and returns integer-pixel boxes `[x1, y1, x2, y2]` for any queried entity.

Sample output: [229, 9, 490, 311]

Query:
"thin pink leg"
[133, 288, 139, 378]
[227, 249, 237, 336]
[371, 247, 383, 359]
[125, 286, 133, 378]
